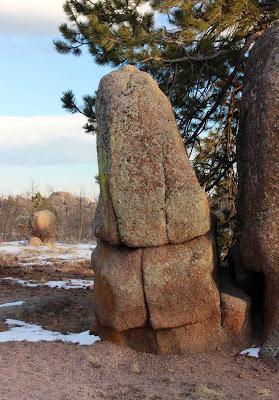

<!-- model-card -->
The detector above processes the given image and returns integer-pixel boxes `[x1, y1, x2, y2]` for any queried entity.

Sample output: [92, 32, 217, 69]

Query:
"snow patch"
[0, 301, 24, 308]
[45, 279, 93, 289]
[0, 241, 96, 266]
[0, 319, 99, 346]
[240, 347, 261, 358]
[2, 277, 94, 290]
[0, 241, 26, 254]
[3, 277, 39, 288]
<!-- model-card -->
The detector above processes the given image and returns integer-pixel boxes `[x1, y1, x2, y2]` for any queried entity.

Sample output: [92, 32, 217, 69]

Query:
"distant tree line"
[0, 192, 97, 243]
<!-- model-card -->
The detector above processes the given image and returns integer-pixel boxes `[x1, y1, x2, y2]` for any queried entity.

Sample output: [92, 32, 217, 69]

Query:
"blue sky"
[0, 0, 114, 196]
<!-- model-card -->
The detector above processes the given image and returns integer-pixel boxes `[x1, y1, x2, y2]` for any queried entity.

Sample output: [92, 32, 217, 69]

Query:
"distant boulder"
[30, 210, 57, 246]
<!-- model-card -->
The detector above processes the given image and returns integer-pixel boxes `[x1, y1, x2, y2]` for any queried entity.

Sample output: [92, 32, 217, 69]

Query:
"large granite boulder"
[237, 24, 279, 366]
[92, 65, 252, 355]
[94, 65, 210, 248]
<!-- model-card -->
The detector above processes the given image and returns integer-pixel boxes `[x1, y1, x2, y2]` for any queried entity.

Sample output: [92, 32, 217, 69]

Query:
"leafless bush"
[0, 253, 18, 267]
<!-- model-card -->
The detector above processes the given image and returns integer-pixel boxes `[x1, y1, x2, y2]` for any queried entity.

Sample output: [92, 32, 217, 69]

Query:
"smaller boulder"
[29, 236, 43, 246]
[221, 286, 252, 348]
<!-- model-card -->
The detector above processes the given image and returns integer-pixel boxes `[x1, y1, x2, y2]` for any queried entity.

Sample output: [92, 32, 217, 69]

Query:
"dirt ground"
[0, 341, 278, 400]
[0, 248, 278, 400]
[0, 252, 94, 333]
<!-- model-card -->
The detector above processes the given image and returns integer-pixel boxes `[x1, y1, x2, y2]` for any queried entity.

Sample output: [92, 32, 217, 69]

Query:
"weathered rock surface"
[94, 65, 210, 248]
[156, 314, 222, 354]
[92, 65, 252, 355]
[142, 234, 221, 330]
[93, 240, 147, 331]
[97, 324, 157, 354]
[92, 238, 252, 354]
[237, 24, 279, 365]
[220, 286, 252, 348]
[93, 195, 121, 246]
[30, 210, 57, 245]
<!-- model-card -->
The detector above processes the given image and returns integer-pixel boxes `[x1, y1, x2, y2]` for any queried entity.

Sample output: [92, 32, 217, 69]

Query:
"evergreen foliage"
[31, 192, 53, 212]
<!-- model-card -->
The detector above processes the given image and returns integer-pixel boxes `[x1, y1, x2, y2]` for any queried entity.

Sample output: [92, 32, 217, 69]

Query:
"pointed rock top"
[121, 65, 139, 73]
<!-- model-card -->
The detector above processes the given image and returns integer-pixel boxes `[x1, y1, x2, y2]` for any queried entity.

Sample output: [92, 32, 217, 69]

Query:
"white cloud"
[0, 0, 65, 36]
[0, 1, 153, 36]
[0, 114, 97, 166]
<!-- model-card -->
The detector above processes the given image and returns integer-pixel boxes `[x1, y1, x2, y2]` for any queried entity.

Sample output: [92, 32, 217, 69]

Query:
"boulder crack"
[140, 248, 159, 352]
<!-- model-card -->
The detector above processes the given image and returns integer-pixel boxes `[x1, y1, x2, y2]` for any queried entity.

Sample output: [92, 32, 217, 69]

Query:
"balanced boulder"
[94, 65, 210, 248]
[92, 66, 251, 354]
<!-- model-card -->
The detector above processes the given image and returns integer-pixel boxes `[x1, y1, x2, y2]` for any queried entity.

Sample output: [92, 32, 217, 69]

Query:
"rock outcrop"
[92, 66, 251, 354]
[237, 24, 279, 367]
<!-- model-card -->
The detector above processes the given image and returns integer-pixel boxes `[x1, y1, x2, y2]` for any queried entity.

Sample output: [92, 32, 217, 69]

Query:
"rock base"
[92, 237, 252, 354]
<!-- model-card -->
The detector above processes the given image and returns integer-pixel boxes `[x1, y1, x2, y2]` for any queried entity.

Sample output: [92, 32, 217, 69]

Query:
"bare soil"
[0, 257, 94, 333]
[0, 341, 278, 400]
[0, 254, 278, 400]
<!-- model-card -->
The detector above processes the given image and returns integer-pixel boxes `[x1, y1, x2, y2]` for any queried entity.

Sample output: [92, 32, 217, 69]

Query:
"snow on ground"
[0, 241, 95, 265]
[239, 347, 261, 358]
[2, 277, 94, 290]
[0, 301, 25, 308]
[0, 241, 25, 255]
[45, 279, 93, 289]
[0, 319, 99, 346]
[2, 278, 40, 288]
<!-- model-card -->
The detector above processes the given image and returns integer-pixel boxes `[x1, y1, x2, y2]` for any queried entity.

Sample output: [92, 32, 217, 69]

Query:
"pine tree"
[54, 0, 279, 256]
[31, 192, 53, 212]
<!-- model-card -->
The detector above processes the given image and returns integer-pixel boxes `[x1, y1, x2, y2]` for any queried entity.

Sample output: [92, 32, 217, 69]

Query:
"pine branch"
[188, 28, 266, 142]
[140, 48, 232, 63]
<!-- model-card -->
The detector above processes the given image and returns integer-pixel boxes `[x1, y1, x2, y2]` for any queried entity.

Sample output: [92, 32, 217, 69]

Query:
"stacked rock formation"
[237, 24, 279, 367]
[92, 66, 251, 354]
